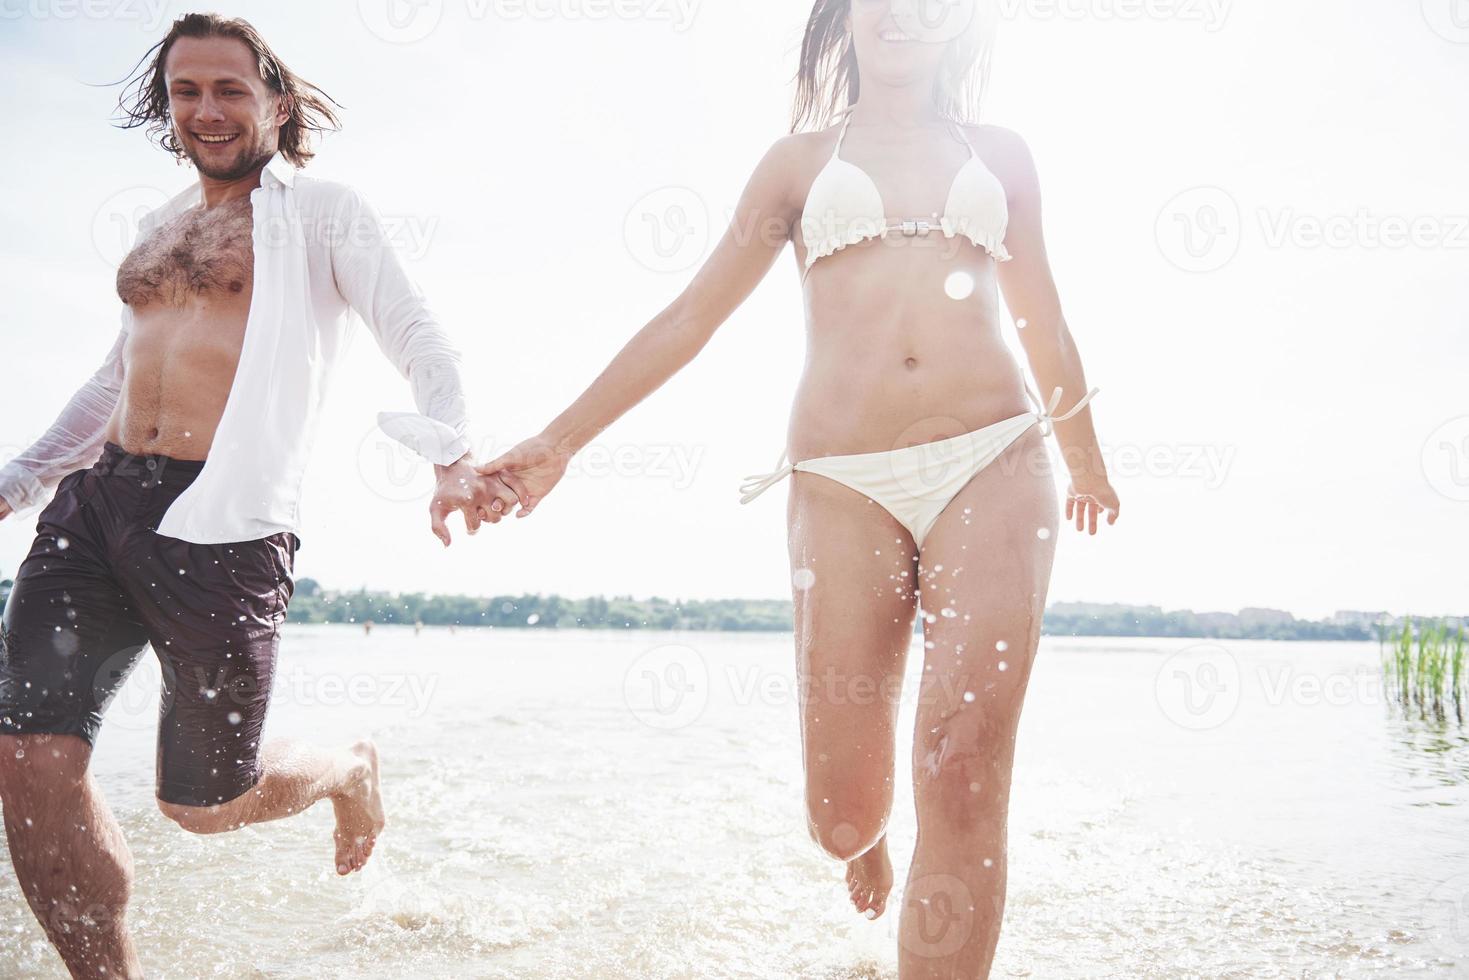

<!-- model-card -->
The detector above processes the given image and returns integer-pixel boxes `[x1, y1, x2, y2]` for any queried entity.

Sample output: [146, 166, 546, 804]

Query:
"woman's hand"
[474, 435, 573, 519]
[429, 455, 521, 547]
[0, 496, 11, 521]
[1065, 479, 1119, 535]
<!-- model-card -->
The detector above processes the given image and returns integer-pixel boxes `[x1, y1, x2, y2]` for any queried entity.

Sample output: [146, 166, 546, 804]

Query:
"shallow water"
[1, 627, 1465, 978]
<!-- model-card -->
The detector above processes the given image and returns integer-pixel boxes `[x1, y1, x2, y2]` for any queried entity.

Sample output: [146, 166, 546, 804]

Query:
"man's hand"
[0, 495, 11, 522]
[474, 435, 573, 519]
[428, 455, 520, 547]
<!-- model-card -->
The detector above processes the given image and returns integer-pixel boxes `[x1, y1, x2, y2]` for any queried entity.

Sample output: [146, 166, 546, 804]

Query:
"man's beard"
[183, 129, 277, 181]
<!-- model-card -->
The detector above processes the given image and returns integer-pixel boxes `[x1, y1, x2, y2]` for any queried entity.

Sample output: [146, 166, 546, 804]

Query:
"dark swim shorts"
[0, 442, 298, 807]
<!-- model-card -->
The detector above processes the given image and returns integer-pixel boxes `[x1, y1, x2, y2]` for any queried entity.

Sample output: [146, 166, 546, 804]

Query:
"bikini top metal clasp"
[896, 218, 936, 238]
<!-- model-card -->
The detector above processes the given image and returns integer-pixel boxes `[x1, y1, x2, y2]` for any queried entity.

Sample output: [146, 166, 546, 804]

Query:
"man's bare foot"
[846, 833, 893, 919]
[331, 739, 385, 876]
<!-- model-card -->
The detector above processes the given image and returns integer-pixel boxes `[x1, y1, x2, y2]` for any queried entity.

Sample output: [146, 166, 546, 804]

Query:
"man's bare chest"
[116, 199, 255, 308]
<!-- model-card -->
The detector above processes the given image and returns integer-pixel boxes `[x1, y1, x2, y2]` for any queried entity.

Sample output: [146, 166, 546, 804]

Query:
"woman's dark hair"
[115, 13, 342, 168]
[791, 0, 998, 134]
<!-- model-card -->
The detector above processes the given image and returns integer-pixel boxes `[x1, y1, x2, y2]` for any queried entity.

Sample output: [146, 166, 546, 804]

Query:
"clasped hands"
[427, 435, 570, 546]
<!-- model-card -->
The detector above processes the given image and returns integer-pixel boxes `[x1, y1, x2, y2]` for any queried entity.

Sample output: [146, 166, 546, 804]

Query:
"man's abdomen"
[105, 296, 253, 461]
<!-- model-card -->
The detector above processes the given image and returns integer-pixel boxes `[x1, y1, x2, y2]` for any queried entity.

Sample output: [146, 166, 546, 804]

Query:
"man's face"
[164, 36, 287, 181]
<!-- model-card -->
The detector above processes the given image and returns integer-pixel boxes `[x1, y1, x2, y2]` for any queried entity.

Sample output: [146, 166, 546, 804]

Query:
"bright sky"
[1, 1, 1465, 621]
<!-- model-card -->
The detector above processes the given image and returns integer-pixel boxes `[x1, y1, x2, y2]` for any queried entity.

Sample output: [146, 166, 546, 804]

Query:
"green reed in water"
[1380, 617, 1468, 723]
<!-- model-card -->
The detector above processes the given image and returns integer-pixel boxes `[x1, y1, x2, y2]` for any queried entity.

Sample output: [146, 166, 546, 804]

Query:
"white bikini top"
[799, 107, 1013, 276]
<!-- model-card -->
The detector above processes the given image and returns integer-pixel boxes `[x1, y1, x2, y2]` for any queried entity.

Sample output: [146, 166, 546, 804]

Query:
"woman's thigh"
[787, 471, 920, 850]
[910, 427, 1058, 820]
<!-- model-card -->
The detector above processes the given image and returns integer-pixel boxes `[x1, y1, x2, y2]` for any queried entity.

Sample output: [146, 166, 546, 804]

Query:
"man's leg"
[155, 736, 384, 876]
[0, 733, 143, 980]
[0, 468, 151, 978]
[135, 529, 385, 875]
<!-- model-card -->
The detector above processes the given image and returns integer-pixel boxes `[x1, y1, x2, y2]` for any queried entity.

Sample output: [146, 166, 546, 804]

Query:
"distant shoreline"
[274, 584, 1445, 643]
[0, 578, 1444, 643]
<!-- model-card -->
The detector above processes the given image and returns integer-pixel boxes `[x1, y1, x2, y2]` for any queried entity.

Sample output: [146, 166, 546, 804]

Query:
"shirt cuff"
[0, 464, 42, 514]
[376, 412, 472, 467]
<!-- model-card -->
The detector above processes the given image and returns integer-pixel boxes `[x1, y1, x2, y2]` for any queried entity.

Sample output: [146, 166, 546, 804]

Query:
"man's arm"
[0, 316, 128, 520]
[328, 187, 470, 460]
[327, 187, 515, 544]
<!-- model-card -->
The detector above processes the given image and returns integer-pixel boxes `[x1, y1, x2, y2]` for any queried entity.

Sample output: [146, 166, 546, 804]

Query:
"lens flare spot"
[944, 271, 975, 300]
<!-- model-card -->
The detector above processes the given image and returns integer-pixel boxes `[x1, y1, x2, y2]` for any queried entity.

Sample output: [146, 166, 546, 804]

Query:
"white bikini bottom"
[739, 385, 1099, 549]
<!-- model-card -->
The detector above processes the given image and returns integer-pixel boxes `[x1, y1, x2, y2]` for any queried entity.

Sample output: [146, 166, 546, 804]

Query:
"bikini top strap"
[834, 105, 857, 156]
[950, 117, 978, 160]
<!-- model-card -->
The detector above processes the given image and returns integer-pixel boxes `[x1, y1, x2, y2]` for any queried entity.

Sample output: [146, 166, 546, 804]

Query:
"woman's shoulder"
[961, 123, 1039, 190]
[766, 124, 843, 167]
[961, 122, 1031, 160]
[746, 125, 845, 203]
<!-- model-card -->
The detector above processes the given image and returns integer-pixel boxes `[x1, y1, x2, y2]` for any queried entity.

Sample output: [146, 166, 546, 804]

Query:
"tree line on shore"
[278, 581, 1405, 641]
[0, 576, 1442, 641]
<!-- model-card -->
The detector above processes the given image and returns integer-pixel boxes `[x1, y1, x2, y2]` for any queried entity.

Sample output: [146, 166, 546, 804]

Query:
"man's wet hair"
[115, 12, 342, 168]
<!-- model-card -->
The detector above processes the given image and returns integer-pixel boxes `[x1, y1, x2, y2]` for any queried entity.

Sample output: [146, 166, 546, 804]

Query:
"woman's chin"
[863, 60, 942, 90]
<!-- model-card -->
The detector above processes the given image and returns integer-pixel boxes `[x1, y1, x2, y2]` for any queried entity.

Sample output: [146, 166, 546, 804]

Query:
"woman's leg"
[899, 427, 1058, 978]
[788, 472, 919, 917]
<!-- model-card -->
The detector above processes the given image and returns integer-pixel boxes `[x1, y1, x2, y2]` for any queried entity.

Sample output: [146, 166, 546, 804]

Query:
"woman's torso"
[784, 117, 1031, 460]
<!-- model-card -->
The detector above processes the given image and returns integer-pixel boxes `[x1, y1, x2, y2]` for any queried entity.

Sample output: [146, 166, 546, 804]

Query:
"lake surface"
[1, 626, 1466, 978]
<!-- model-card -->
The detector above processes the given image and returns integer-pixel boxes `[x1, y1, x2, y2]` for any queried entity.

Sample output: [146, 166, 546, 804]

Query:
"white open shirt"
[0, 153, 472, 544]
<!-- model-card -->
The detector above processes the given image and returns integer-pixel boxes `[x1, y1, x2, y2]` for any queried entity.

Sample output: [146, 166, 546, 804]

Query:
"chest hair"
[116, 197, 255, 307]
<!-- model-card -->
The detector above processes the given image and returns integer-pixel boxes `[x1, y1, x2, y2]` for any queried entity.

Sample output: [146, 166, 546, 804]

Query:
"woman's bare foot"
[846, 833, 893, 919]
[331, 739, 385, 875]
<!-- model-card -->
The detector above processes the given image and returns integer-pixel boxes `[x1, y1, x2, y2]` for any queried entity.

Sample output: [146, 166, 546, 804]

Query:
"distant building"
[1329, 610, 1392, 628]
[1051, 601, 1164, 618]
[1239, 607, 1296, 628]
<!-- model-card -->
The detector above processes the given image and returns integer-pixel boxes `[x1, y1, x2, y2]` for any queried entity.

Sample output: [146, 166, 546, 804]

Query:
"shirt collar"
[260, 151, 297, 189]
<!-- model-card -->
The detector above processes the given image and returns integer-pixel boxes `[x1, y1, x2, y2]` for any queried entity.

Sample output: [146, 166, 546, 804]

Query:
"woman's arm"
[480, 135, 806, 515]
[986, 126, 1119, 533]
